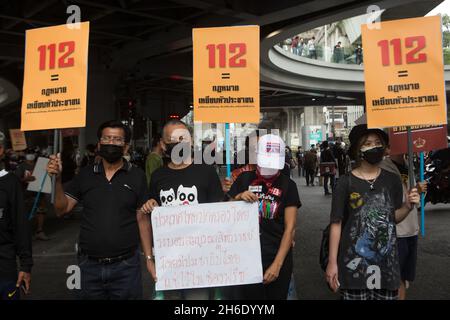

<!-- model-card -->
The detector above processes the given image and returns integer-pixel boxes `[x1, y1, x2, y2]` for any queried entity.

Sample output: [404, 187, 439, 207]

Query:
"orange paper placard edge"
[193, 26, 260, 123]
[21, 22, 90, 131]
[361, 16, 447, 128]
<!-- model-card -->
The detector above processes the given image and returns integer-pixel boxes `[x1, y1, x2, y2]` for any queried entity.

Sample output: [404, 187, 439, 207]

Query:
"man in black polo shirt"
[0, 131, 32, 300]
[47, 121, 154, 299]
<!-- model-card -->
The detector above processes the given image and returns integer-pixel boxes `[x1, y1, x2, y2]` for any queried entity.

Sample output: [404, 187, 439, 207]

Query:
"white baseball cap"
[257, 134, 286, 170]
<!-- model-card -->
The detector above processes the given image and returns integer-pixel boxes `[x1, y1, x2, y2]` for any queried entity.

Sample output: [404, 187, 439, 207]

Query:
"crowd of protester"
[0, 121, 433, 300]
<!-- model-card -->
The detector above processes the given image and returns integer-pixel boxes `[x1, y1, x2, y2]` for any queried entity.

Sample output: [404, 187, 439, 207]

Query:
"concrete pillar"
[285, 109, 291, 146]
[299, 109, 304, 147]
[295, 111, 300, 134]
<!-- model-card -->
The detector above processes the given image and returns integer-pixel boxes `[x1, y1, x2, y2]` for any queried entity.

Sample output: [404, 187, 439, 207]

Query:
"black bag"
[319, 174, 351, 272]
[319, 224, 331, 272]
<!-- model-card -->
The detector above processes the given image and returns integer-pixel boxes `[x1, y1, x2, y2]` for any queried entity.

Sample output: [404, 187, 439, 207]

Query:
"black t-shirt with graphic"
[149, 164, 224, 206]
[330, 169, 403, 290]
[228, 171, 301, 263]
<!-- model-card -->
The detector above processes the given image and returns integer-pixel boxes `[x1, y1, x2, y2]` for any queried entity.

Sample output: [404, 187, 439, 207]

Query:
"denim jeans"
[77, 250, 142, 300]
[0, 279, 19, 300]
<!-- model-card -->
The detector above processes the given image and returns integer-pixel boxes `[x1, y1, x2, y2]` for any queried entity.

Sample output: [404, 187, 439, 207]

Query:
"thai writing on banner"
[151, 201, 263, 291]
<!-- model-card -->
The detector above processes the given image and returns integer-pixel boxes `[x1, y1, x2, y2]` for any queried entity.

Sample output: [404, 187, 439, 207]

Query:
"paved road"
[25, 174, 450, 299]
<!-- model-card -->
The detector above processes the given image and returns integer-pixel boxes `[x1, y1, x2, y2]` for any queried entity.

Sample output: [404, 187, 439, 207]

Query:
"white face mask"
[25, 154, 36, 161]
[258, 166, 279, 177]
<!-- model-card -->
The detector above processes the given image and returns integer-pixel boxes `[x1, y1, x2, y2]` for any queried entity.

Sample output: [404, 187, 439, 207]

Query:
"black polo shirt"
[65, 160, 148, 258]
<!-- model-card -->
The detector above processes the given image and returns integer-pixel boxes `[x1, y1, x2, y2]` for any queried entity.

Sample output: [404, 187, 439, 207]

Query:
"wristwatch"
[146, 255, 154, 262]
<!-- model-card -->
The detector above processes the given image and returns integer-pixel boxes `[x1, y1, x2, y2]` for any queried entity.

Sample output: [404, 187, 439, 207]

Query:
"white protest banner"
[151, 201, 262, 291]
[27, 157, 51, 194]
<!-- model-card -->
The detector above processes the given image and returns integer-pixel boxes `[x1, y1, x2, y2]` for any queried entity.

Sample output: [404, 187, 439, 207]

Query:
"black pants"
[240, 251, 293, 300]
[297, 165, 304, 177]
[338, 163, 345, 177]
[0, 278, 19, 300]
[305, 169, 315, 185]
[398, 236, 418, 282]
[324, 174, 335, 194]
[356, 55, 363, 64]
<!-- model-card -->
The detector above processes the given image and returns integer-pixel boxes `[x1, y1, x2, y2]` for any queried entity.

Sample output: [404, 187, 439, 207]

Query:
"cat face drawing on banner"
[160, 188, 178, 206]
[177, 185, 198, 205]
[159, 185, 199, 207]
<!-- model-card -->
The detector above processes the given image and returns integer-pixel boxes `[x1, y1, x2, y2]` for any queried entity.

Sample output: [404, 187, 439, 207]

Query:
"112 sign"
[206, 43, 247, 68]
[37, 41, 75, 70]
[378, 35, 427, 66]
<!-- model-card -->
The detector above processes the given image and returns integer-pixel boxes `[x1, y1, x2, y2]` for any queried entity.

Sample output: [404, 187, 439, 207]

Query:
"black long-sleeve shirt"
[0, 171, 33, 280]
[320, 148, 336, 163]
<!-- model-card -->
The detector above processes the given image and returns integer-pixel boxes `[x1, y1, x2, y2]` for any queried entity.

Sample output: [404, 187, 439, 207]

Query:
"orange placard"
[21, 22, 90, 131]
[361, 16, 446, 128]
[193, 26, 260, 123]
[9, 129, 27, 151]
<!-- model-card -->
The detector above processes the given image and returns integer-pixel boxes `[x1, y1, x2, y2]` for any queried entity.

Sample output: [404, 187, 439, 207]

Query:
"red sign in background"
[389, 125, 448, 155]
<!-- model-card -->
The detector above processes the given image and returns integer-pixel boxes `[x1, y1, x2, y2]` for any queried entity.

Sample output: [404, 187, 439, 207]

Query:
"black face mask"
[164, 142, 190, 161]
[164, 142, 176, 158]
[98, 144, 124, 164]
[361, 146, 385, 165]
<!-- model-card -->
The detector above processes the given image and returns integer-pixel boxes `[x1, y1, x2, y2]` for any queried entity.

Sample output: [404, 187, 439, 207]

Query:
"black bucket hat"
[348, 124, 389, 160]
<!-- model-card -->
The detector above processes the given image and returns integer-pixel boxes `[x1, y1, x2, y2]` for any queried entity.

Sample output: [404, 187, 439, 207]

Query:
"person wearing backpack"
[228, 134, 301, 299]
[325, 124, 420, 300]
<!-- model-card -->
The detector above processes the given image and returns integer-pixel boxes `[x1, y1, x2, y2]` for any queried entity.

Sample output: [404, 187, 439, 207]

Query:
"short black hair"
[97, 120, 131, 143]
[151, 133, 162, 148]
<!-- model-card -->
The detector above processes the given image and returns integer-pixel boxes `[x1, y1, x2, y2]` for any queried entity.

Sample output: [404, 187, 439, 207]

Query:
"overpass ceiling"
[259, 0, 445, 106]
[0, 0, 445, 111]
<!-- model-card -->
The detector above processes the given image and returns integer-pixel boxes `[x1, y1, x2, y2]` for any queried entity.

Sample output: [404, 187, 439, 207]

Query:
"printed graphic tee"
[228, 171, 301, 264]
[149, 163, 224, 207]
[330, 169, 403, 290]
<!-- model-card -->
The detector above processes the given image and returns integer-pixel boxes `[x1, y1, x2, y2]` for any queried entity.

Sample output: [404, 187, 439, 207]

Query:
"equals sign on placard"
[397, 70, 408, 78]
[51, 74, 59, 81]
[221, 73, 230, 79]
